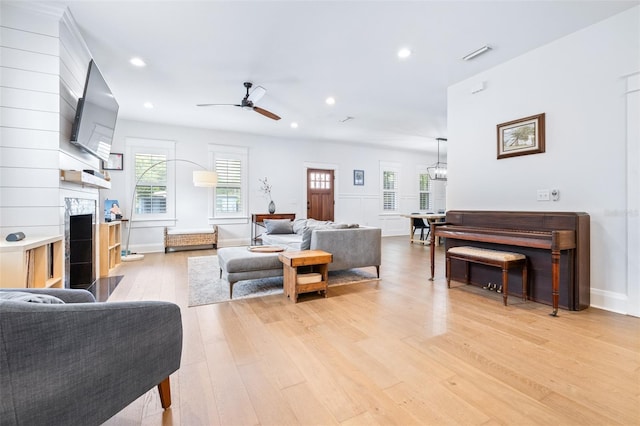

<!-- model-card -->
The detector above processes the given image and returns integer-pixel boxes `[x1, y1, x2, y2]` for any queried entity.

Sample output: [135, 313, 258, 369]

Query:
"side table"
[278, 250, 333, 303]
[251, 213, 296, 244]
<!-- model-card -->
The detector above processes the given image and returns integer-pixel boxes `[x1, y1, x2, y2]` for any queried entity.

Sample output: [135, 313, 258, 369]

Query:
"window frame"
[417, 167, 433, 212]
[125, 138, 176, 223]
[380, 161, 401, 213]
[208, 144, 248, 220]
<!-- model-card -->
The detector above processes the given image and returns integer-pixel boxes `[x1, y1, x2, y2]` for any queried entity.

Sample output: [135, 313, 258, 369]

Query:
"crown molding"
[6, 1, 66, 19]
[59, 6, 92, 59]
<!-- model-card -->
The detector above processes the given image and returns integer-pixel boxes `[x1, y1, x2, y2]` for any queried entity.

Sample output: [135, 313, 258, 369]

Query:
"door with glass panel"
[306, 169, 334, 221]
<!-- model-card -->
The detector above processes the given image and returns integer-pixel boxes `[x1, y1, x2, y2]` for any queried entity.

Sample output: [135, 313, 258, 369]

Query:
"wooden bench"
[164, 226, 218, 253]
[446, 246, 527, 306]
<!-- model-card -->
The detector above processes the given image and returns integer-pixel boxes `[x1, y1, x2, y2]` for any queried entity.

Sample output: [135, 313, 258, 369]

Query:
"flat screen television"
[70, 59, 119, 162]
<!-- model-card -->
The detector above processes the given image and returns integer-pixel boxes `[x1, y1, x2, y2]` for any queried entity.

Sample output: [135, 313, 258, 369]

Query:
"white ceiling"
[53, 0, 638, 154]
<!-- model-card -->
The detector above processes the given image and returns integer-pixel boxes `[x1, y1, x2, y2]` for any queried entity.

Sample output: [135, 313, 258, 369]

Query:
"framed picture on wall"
[497, 113, 545, 159]
[353, 169, 364, 186]
[103, 153, 124, 170]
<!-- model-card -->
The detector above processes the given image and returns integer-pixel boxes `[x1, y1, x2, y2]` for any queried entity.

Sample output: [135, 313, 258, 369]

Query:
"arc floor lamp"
[122, 159, 217, 262]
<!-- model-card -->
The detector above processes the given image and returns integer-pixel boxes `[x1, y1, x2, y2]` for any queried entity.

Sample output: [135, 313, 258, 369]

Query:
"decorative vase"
[268, 200, 276, 214]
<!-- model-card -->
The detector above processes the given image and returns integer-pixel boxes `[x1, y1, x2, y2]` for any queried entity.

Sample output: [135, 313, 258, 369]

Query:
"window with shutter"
[380, 162, 400, 212]
[215, 157, 242, 214]
[209, 145, 248, 219]
[125, 138, 175, 222]
[134, 153, 167, 214]
[419, 172, 432, 211]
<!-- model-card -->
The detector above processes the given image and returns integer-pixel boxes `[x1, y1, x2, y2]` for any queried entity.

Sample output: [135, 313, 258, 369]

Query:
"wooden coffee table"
[278, 250, 333, 303]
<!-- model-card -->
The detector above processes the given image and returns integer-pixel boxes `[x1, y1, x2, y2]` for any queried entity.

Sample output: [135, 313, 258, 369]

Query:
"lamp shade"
[192, 170, 218, 187]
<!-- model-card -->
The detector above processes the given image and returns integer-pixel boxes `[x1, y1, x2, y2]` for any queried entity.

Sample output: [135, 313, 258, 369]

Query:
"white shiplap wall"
[57, 5, 102, 232]
[1, 2, 100, 241]
[0, 3, 63, 237]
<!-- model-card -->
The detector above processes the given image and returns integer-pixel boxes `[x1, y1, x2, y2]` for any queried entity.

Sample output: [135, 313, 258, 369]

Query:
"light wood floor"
[105, 237, 640, 425]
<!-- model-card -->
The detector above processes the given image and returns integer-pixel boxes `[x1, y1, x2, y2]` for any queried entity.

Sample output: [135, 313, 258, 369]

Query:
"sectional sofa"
[260, 218, 382, 274]
[218, 218, 382, 298]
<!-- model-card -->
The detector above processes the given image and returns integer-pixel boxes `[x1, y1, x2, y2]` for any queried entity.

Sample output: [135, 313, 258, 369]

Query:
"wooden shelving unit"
[100, 221, 122, 277]
[0, 235, 63, 288]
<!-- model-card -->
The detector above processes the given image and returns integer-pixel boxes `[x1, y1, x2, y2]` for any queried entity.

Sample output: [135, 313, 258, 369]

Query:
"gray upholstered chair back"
[0, 288, 182, 425]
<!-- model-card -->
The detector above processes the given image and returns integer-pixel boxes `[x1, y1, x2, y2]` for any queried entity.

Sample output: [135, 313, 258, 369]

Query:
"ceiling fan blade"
[253, 106, 281, 120]
[196, 103, 242, 107]
[247, 85, 266, 103]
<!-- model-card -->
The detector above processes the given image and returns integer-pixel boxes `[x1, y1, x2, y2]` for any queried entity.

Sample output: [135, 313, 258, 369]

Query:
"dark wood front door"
[307, 168, 334, 221]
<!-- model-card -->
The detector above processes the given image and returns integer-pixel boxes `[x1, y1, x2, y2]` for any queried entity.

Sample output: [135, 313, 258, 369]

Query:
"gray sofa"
[0, 288, 182, 425]
[260, 218, 382, 275]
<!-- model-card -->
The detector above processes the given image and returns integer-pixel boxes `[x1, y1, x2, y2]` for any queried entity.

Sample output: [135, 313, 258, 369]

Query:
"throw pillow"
[300, 226, 315, 250]
[328, 223, 349, 229]
[306, 219, 330, 228]
[264, 219, 294, 234]
[300, 223, 350, 249]
[0, 291, 65, 304]
[292, 218, 308, 235]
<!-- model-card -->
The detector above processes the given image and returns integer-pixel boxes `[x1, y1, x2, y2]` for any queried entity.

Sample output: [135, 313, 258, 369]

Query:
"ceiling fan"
[197, 81, 281, 120]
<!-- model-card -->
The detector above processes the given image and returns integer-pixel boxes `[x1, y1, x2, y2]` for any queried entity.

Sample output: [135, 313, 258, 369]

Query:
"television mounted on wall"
[70, 59, 119, 162]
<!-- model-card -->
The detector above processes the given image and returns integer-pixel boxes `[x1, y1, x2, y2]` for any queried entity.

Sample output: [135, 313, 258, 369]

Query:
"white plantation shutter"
[215, 157, 242, 214]
[209, 145, 248, 218]
[380, 162, 400, 212]
[135, 154, 167, 214]
[125, 138, 176, 222]
[419, 172, 432, 211]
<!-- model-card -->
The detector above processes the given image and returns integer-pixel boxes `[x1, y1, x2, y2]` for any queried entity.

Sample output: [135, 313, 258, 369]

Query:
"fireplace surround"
[64, 197, 121, 301]
[64, 198, 96, 292]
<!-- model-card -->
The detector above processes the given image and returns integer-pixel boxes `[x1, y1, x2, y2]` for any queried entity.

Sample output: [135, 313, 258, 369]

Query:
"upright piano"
[429, 211, 590, 314]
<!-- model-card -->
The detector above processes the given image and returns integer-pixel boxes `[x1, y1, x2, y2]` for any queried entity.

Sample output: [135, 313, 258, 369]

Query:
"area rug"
[188, 255, 379, 307]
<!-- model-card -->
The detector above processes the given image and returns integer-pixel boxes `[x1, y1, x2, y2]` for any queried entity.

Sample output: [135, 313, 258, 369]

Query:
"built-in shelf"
[60, 170, 111, 189]
[100, 221, 122, 277]
[0, 235, 64, 288]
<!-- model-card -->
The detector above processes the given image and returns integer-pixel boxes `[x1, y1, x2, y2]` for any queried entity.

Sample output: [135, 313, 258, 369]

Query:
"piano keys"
[429, 211, 590, 315]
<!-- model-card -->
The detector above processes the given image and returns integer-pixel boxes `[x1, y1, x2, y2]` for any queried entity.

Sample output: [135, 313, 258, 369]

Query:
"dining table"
[401, 213, 446, 245]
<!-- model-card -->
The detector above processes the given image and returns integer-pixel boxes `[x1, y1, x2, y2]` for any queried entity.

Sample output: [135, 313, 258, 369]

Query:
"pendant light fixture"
[427, 137, 448, 181]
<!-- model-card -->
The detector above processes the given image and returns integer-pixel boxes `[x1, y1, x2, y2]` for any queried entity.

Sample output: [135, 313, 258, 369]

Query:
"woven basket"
[164, 226, 218, 251]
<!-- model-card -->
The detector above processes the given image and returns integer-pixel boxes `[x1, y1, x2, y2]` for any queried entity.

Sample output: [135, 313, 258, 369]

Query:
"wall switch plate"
[551, 189, 560, 201]
[537, 189, 550, 201]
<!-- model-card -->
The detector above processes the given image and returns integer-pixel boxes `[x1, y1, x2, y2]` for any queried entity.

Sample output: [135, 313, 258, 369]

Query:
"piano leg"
[502, 267, 509, 306]
[522, 262, 528, 302]
[429, 226, 436, 281]
[550, 250, 560, 316]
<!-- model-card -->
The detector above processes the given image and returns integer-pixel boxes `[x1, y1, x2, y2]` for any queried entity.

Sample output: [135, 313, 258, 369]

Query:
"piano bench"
[446, 246, 528, 306]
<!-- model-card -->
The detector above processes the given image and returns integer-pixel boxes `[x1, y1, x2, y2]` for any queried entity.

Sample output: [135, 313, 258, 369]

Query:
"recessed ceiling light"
[325, 97, 336, 105]
[130, 57, 146, 67]
[143, 102, 154, 109]
[290, 122, 298, 129]
[397, 48, 412, 59]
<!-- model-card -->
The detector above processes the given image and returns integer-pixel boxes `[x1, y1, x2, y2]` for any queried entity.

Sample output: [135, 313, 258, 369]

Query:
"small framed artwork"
[497, 113, 545, 159]
[103, 153, 123, 170]
[104, 199, 122, 221]
[353, 169, 364, 186]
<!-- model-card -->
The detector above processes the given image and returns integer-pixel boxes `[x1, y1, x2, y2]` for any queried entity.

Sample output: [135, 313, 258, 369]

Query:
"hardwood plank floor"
[104, 237, 640, 425]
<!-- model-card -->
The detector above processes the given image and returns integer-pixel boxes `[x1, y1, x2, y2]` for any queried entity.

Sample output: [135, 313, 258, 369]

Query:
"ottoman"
[217, 247, 284, 298]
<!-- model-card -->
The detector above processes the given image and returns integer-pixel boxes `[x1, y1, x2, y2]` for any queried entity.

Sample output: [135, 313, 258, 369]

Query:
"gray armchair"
[0, 288, 183, 425]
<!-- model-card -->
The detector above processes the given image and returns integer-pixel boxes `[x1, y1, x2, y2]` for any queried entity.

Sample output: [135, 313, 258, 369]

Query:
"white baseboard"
[589, 288, 628, 314]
